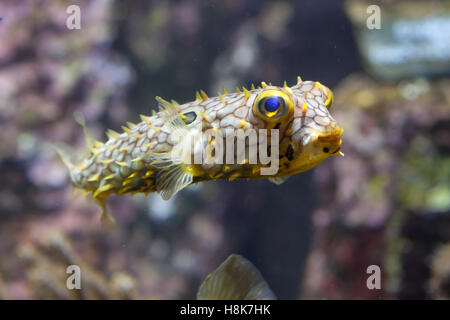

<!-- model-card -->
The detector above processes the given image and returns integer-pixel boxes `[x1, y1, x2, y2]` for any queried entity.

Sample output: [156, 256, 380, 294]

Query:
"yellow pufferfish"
[57, 77, 343, 223]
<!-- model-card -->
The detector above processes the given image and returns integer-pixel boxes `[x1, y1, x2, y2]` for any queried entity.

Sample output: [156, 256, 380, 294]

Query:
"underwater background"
[0, 0, 449, 299]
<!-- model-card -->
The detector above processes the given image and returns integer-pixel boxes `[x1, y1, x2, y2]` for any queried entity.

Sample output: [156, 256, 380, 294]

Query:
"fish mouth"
[331, 147, 341, 154]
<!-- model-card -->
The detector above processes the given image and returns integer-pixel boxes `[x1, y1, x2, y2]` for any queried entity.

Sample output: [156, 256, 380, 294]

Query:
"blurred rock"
[301, 74, 450, 299]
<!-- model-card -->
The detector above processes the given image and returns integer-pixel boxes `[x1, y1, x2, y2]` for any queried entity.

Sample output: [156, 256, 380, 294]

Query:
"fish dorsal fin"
[155, 96, 189, 141]
[268, 176, 289, 185]
[197, 254, 276, 300]
[73, 111, 96, 150]
[51, 143, 74, 171]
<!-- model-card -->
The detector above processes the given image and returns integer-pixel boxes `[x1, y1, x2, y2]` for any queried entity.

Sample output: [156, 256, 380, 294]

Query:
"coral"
[17, 231, 138, 299]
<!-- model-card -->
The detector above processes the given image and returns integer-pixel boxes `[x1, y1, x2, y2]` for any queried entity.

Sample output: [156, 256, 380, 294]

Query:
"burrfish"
[56, 78, 343, 223]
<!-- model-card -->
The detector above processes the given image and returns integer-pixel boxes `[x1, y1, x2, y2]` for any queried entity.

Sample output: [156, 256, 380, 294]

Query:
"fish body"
[59, 78, 343, 221]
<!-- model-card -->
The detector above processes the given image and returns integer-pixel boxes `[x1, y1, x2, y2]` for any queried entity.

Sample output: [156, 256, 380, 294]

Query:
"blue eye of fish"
[254, 92, 290, 121]
[264, 97, 281, 112]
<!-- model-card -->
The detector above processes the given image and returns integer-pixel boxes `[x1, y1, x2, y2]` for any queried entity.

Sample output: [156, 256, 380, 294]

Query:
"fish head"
[250, 80, 343, 175]
[285, 81, 343, 174]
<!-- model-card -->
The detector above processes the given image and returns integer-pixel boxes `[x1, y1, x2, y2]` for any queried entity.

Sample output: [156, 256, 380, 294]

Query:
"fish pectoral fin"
[149, 151, 181, 168]
[197, 254, 276, 300]
[268, 176, 289, 185]
[150, 151, 193, 200]
[150, 97, 195, 200]
[155, 163, 193, 200]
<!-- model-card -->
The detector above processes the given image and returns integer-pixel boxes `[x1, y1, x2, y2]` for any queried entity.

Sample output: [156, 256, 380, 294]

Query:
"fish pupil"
[323, 147, 329, 153]
[264, 97, 281, 112]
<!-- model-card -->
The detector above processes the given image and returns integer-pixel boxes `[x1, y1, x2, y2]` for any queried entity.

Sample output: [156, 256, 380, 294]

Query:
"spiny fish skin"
[63, 78, 343, 221]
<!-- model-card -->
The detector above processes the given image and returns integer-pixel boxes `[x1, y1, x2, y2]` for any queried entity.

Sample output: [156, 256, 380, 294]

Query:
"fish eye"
[259, 96, 284, 116]
[253, 90, 293, 122]
[264, 97, 281, 112]
[323, 147, 329, 153]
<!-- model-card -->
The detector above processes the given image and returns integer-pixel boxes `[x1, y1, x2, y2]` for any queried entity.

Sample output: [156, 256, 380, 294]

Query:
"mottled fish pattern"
[57, 78, 343, 223]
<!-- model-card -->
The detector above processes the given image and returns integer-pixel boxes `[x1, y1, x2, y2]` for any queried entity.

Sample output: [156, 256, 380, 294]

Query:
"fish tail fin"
[197, 254, 276, 300]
